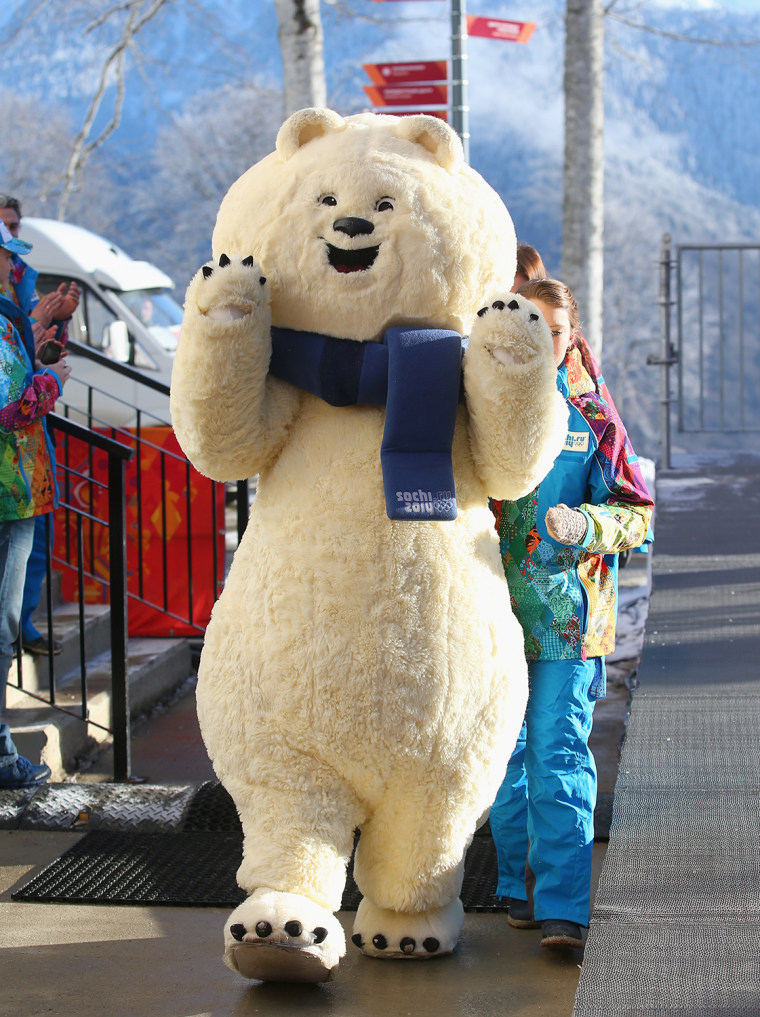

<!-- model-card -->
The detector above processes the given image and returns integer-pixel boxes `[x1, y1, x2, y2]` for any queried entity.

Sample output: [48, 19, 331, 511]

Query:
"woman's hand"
[32, 321, 58, 348]
[32, 290, 65, 328]
[545, 504, 588, 546]
[52, 281, 81, 321]
[41, 353, 72, 389]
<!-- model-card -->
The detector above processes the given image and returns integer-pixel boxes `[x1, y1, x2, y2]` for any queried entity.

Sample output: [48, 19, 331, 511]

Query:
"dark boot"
[506, 897, 541, 929]
[540, 919, 585, 950]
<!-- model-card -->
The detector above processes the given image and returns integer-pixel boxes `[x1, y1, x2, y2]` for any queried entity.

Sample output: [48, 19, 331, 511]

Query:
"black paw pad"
[219, 254, 231, 267]
[284, 920, 303, 937]
[492, 300, 505, 311]
[313, 927, 328, 944]
[229, 923, 246, 942]
[507, 299, 520, 310]
[529, 312, 539, 321]
[242, 256, 254, 267]
[400, 937, 416, 954]
[477, 306, 489, 318]
[351, 933, 364, 949]
[255, 921, 272, 938]
[372, 934, 388, 950]
[423, 937, 440, 953]
[202, 266, 213, 279]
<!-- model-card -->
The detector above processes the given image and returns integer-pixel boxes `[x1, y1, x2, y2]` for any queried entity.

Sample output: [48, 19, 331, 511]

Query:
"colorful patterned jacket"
[0, 297, 61, 522]
[490, 346, 654, 662]
[9, 253, 39, 316]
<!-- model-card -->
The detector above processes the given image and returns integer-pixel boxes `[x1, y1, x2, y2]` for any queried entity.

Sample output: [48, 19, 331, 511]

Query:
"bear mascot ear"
[393, 114, 464, 171]
[276, 107, 348, 160]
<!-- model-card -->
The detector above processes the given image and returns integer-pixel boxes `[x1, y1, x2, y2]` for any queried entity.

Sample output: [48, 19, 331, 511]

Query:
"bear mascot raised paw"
[170, 107, 568, 984]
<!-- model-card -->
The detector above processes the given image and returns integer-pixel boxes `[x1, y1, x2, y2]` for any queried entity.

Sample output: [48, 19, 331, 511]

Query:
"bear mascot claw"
[170, 107, 568, 984]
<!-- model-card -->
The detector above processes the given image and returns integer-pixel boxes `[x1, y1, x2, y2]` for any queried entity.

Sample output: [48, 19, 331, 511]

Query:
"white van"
[20, 217, 181, 428]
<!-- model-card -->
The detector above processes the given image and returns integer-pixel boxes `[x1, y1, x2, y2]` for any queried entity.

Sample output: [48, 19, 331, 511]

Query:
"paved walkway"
[10, 450, 754, 1017]
[574, 451, 760, 1016]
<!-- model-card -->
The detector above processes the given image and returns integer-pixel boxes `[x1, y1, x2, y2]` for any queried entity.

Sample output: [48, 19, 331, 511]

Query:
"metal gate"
[650, 235, 760, 467]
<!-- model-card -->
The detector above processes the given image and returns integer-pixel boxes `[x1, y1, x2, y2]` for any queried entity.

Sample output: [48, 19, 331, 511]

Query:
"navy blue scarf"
[269, 326, 463, 521]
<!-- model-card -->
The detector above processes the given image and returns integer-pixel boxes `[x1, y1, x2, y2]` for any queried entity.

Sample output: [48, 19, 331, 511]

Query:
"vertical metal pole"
[451, 0, 469, 163]
[237, 479, 250, 546]
[108, 451, 131, 781]
[659, 233, 673, 470]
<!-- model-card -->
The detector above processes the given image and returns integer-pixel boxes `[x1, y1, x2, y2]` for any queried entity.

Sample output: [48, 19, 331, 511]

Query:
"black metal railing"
[10, 415, 134, 779]
[650, 234, 760, 466]
[53, 342, 250, 639]
[9, 343, 251, 781]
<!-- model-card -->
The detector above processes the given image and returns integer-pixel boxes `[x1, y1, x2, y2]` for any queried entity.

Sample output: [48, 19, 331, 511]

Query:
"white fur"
[170, 109, 567, 982]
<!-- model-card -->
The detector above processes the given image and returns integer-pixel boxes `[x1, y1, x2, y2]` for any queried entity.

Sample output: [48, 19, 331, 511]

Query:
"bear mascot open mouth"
[325, 242, 379, 273]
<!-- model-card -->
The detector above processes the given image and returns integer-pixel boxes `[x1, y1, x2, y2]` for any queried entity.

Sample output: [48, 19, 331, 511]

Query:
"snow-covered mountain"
[2, 0, 760, 455]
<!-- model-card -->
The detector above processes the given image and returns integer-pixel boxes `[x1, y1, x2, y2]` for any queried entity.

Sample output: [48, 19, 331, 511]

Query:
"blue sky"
[671, 0, 760, 8]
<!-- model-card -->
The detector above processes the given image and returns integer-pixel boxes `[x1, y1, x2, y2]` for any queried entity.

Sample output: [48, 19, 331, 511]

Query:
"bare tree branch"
[607, 11, 760, 47]
[57, 0, 171, 218]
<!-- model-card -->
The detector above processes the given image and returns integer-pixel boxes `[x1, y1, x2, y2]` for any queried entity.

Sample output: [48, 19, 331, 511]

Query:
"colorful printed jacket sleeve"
[0, 372, 61, 430]
[0, 317, 62, 430]
[572, 393, 654, 554]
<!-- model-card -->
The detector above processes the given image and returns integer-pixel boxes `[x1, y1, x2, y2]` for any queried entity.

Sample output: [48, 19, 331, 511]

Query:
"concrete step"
[10, 599, 112, 697]
[6, 637, 194, 780]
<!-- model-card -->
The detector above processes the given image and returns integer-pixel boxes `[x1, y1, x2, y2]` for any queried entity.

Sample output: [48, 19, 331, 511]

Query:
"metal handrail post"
[237, 479, 250, 545]
[660, 234, 673, 469]
[108, 450, 131, 781]
[451, 0, 469, 163]
[648, 233, 677, 469]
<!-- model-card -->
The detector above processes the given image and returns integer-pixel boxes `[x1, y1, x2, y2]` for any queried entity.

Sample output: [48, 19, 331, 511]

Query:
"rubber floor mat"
[11, 778, 611, 909]
[12, 827, 509, 910]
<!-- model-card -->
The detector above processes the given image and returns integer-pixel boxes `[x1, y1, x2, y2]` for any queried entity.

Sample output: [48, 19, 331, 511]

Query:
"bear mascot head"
[171, 108, 567, 983]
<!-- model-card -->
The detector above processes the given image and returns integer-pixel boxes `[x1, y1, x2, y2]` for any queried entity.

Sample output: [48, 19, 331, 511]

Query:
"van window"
[118, 290, 182, 353]
[82, 287, 156, 369]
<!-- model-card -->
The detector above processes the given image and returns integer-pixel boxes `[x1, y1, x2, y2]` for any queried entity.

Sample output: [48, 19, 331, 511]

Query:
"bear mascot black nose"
[333, 217, 375, 238]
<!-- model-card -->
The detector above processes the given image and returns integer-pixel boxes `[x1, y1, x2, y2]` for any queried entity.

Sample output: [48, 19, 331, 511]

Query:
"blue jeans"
[20, 515, 52, 643]
[0, 517, 36, 766]
[490, 657, 602, 927]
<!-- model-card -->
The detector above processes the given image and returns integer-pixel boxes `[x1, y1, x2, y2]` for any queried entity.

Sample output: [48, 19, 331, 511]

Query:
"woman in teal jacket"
[0, 220, 71, 789]
[0, 195, 79, 656]
[489, 278, 653, 950]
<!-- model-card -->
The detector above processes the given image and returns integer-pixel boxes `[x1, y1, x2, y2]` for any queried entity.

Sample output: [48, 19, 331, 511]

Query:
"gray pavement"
[1, 827, 603, 1017]
[574, 451, 760, 1016]
[0, 464, 672, 1017]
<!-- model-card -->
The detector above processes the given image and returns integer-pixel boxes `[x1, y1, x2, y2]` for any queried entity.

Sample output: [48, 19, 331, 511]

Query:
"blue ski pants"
[489, 656, 603, 927]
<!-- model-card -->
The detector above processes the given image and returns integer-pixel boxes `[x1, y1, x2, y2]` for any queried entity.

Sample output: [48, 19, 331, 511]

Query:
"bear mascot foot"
[351, 896, 464, 959]
[223, 888, 345, 983]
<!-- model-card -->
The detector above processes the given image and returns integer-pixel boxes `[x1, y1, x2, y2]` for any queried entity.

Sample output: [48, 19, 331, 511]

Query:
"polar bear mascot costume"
[171, 108, 567, 983]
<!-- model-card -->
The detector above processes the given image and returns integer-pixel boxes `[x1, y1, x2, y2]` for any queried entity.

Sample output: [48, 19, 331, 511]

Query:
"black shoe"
[0, 755, 52, 789]
[503, 897, 541, 929]
[23, 635, 62, 656]
[540, 919, 585, 950]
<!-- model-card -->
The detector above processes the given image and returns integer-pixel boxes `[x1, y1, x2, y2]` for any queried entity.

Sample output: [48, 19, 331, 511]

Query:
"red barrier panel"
[54, 426, 225, 637]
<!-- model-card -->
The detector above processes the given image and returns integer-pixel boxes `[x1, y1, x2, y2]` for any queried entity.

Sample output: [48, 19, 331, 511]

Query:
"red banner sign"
[467, 16, 535, 42]
[55, 427, 224, 637]
[363, 60, 448, 86]
[364, 83, 448, 107]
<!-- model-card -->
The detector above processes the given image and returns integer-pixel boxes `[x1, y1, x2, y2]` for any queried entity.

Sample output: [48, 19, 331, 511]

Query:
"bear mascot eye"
[375, 198, 394, 212]
[319, 194, 338, 207]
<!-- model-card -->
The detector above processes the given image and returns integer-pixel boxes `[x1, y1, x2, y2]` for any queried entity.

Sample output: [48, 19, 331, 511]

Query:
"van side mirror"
[104, 320, 130, 363]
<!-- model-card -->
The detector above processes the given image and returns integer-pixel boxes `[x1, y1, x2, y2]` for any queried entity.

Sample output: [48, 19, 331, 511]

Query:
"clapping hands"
[33, 281, 81, 326]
